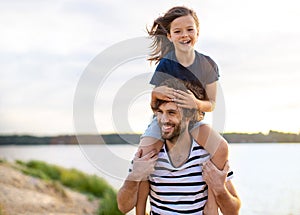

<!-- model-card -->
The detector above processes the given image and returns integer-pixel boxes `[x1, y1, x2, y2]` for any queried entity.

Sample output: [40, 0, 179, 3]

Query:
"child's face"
[167, 15, 199, 53]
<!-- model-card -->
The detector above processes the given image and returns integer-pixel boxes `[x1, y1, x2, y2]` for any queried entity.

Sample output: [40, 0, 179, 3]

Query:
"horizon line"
[0, 129, 299, 137]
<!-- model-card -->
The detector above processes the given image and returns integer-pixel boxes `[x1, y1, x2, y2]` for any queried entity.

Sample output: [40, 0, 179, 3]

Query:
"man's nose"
[161, 114, 169, 123]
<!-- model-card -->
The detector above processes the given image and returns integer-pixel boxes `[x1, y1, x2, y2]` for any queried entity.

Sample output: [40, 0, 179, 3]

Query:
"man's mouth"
[162, 124, 174, 133]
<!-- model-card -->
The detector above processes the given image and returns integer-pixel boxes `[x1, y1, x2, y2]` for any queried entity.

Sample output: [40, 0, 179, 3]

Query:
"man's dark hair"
[152, 78, 206, 123]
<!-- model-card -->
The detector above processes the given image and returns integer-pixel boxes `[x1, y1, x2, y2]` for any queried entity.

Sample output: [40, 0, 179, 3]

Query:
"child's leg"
[139, 117, 164, 156]
[204, 187, 219, 215]
[191, 124, 228, 169]
[134, 118, 164, 214]
[191, 124, 228, 215]
[136, 180, 150, 215]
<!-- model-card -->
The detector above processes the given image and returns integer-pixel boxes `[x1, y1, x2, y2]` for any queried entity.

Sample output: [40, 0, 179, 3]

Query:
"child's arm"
[150, 86, 174, 110]
[174, 81, 217, 112]
[202, 81, 217, 112]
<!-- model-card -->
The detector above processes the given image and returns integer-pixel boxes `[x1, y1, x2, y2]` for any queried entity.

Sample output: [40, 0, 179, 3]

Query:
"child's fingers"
[176, 99, 196, 109]
[173, 91, 188, 99]
[176, 103, 190, 109]
[187, 90, 194, 95]
[173, 89, 187, 95]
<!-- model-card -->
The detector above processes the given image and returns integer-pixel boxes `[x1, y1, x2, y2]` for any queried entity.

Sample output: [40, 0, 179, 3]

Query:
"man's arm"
[203, 160, 241, 215]
[217, 180, 240, 215]
[117, 149, 157, 213]
[117, 180, 140, 213]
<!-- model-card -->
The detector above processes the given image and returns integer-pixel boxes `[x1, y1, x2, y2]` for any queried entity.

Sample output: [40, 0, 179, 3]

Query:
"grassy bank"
[12, 160, 123, 215]
[0, 205, 4, 215]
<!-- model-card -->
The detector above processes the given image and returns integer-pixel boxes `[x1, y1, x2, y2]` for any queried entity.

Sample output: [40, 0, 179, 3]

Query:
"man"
[117, 79, 241, 214]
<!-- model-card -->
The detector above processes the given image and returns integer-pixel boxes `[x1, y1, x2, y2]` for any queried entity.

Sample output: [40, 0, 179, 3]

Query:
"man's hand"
[128, 148, 158, 182]
[202, 160, 241, 215]
[202, 160, 230, 194]
[117, 149, 157, 213]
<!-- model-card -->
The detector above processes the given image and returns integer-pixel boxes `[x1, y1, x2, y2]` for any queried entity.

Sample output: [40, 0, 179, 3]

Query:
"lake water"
[1, 143, 300, 215]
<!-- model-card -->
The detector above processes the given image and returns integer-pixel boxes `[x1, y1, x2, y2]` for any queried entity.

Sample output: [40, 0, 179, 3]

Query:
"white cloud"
[0, 5, 94, 55]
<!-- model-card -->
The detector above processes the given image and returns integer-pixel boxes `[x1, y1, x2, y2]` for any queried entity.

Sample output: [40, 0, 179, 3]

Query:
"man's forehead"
[159, 102, 180, 111]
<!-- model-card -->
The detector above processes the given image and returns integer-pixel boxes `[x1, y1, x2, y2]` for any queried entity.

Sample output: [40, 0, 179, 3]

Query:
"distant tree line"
[0, 135, 52, 145]
[0, 130, 299, 145]
[223, 130, 300, 143]
[0, 134, 140, 145]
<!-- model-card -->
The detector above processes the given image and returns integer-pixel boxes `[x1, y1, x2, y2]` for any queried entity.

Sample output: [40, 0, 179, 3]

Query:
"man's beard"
[161, 121, 187, 141]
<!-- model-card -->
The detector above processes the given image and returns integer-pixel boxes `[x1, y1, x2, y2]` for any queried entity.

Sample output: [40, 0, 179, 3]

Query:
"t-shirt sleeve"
[150, 71, 172, 86]
[204, 55, 220, 85]
[150, 60, 169, 86]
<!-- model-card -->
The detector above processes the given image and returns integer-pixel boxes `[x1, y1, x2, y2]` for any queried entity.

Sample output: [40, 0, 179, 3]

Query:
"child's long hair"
[147, 6, 200, 64]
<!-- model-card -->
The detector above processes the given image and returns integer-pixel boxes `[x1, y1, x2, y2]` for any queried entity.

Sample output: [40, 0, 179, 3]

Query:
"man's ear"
[182, 115, 191, 123]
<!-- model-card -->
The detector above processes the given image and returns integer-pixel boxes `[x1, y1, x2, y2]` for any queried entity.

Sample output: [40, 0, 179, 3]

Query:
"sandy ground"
[0, 163, 99, 215]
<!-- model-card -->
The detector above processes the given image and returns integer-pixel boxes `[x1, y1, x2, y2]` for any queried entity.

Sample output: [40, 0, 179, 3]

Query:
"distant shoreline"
[0, 130, 300, 145]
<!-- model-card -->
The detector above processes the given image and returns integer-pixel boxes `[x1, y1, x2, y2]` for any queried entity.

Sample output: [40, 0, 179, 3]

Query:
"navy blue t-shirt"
[150, 51, 219, 89]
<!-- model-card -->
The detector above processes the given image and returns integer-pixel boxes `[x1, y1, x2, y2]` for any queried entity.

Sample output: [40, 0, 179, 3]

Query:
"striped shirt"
[148, 139, 210, 215]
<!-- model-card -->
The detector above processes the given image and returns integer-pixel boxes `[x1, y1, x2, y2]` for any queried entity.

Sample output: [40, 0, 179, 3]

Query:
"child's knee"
[139, 137, 160, 147]
[218, 139, 229, 160]
[211, 139, 228, 170]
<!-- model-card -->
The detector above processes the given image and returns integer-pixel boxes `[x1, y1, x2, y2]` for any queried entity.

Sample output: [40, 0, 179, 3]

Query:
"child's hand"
[152, 86, 174, 101]
[173, 89, 198, 109]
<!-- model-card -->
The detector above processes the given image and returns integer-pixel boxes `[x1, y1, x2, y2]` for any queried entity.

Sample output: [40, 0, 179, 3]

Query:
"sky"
[1, 0, 300, 136]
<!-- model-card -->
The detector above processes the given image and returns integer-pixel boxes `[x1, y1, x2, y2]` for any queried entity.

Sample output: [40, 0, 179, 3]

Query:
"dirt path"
[0, 163, 99, 215]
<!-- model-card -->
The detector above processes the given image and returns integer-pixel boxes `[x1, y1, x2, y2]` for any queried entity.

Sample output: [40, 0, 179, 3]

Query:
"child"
[117, 6, 229, 214]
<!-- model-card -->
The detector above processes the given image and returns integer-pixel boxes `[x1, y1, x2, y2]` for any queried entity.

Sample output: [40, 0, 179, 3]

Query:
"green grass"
[15, 160, 123, 215]
[0, 204, 6, 215]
